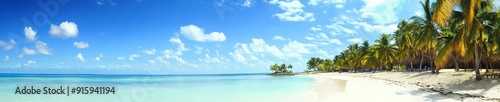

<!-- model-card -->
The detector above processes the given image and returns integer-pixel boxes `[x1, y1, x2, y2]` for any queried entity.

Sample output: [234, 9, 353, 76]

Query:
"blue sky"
[1, 0, 499, 74]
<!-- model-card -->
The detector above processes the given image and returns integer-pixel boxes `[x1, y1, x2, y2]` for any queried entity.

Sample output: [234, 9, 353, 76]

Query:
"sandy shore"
[305, 69, 500, 102]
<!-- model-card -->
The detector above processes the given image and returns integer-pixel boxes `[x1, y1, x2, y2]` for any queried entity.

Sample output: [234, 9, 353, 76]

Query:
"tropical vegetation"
[318, 0, 500, 81]
[269, 63, 294, 75]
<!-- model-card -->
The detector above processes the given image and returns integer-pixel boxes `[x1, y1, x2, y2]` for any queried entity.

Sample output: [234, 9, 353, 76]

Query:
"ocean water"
[0, 74, 314, 102]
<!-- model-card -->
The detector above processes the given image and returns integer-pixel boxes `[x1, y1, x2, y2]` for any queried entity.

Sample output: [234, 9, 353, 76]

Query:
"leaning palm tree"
[373, 34, 398, 70]
[435, 9, 465, 72]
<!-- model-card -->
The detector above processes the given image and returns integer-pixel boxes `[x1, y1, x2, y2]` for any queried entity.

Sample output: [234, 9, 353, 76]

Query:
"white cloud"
[229, 52, 246, 63]
[308, 0, 345, 6]
[117, 57, 126, 60]
[194, 46, 203, 54]
[335, 4, 344, 8]
[24, 26, 37, 41]
[24, 60, 36, 66]
[325, 23, 357, 35]
[281, 41, 316, 58]
[155, 56, 169, 65]
[173, 56, 186, 64]
[2, 56, 9, 62]
[345, 8, 359, 14]
[158, 36, 191, 64]
[347, 38, 363, 43]
[305, 33, 343, 45]
[310, 26, 323, 32]
[201, 54, 221, 63]
[317, 49, 329, 57]
[23, 47, 37, 55]
[0, 39, 15, 50]
[359, 0, 408, 25]
[339, 15, 398, 34]
[148, 60, 156, 64]
[305, 36, 315, 40]
[269, 0, 315, 22]
[27, 60, 36, 64]
[272, 36, 287, 41]
[128, 54, 140, 61]
[76, 53, 86, 62]
[143, 48, 156, 55]
[95, 53, 103, 61]
[330, 39, 343, 45]
[308, 0, 319, 6]
[414, 10, 423, 17]
[168, 36, 188, 56]
[228, 40, 273, 64]
[242, 0, 252, 7]
[73, 41, 89, 49]
[49, 21, 78, 38]
[230, 38, 316, 63]
[249, 55, 258, 60]
[180, 25, 226, 42]
[248, 39, 283, 58]
[35, 41, 52, 55]
[18, 54, 24, 58]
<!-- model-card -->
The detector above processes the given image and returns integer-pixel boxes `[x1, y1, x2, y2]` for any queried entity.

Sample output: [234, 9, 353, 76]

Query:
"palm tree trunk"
[430, 48, 435, 73]
[360, 61, 363, 73]
[474, 44, 482, 80]
[453, 56, 459, 72]
[410, 55, 414, 72]
[486, 61, 490, 73]
[419, 51, 424, 72]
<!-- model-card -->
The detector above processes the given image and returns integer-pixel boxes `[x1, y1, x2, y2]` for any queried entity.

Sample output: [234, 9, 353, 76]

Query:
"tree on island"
[287, 64, 293, 71]
[280, 64, 287, 72]
[269, 63, 293, 74]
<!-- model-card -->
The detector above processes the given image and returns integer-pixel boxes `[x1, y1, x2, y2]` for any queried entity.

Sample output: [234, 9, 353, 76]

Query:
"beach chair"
[482, 71, 495, 78]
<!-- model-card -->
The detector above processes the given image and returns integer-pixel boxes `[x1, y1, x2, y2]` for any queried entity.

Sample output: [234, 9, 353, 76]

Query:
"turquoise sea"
[0, 74, 314, 102]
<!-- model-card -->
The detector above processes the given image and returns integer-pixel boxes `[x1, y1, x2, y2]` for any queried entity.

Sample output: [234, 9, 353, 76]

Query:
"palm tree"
[373, 34, 398, 70]
[365, 45, 380, 72]
[307, 57, 318, 71]
[411, 0, 440, 73]
[395, 19, 418, 71]
[287, 64, 293, 72]
[280, 64, 287, 73]
[320, 59, 334, 72]
[433, 0, 497, 80]
[435, 10, 465, 72]
[359, 40, 370, 71]
[270, 64, 279, 73]
[347, 43, 361, 72]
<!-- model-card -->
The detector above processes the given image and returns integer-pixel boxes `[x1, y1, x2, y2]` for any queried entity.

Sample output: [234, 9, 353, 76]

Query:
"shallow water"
[0, 74, 314, 102]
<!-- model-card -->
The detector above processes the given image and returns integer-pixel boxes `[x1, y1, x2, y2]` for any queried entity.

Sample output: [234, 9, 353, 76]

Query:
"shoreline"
[305, 69, 500, 102]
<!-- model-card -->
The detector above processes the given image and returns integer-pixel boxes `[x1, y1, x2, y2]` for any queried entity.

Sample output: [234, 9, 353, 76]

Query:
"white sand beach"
[305, 69, 500, 102]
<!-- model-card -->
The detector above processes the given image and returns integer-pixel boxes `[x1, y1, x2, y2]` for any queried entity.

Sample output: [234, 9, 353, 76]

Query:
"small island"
[268, 63, 294, 75]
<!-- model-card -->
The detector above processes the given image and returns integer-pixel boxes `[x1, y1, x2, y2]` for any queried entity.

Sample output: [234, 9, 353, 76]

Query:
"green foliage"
[306, 57, 335, 72]
[270, 63, 293, 74]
